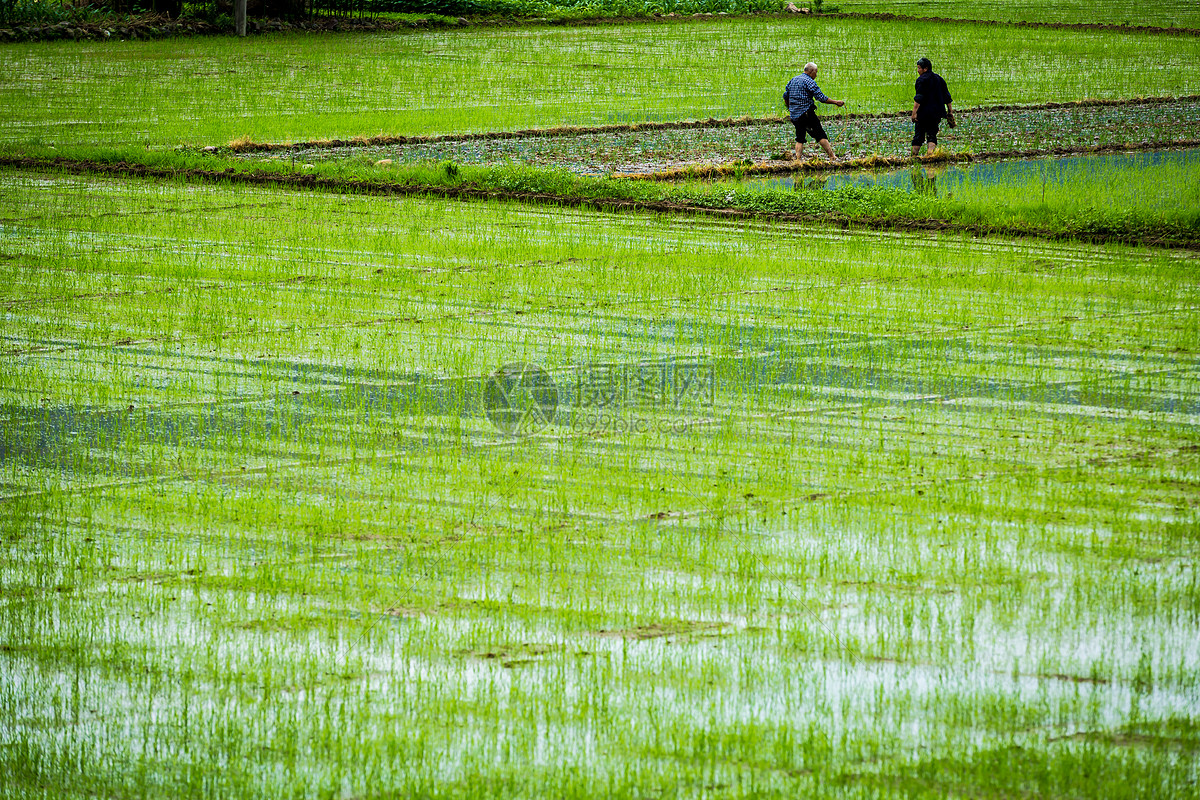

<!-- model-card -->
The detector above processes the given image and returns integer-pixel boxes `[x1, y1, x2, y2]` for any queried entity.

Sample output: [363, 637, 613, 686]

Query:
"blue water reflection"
[740, 148, 1200, 195]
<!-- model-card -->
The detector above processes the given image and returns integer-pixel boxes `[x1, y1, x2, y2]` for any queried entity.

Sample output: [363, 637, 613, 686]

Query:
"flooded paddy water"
[6, 331, 1199, 479]
[2, 173, 1199, 797]
[730, 147, 1200, 197]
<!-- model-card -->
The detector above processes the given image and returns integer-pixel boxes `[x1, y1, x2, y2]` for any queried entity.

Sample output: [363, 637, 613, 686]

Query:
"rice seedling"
[1, 172, 1197, 797]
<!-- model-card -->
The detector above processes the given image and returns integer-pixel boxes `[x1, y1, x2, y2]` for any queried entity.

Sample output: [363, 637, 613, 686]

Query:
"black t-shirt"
[914, 71, 952, 119]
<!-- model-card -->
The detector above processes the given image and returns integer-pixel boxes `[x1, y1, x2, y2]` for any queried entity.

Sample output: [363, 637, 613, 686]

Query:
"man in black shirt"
[911, 57, 954, 158]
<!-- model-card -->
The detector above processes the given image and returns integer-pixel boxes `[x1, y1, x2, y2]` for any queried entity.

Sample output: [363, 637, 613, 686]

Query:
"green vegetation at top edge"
[367, 0, 781, 21]
[833, 0, 1200, 29]
[4, 0, 1199, 28]
[0, 0, 776, 27]
[1, 16, 1197, 148]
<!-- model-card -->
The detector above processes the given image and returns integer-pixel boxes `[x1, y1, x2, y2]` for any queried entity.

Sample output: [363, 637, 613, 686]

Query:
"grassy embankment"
[5, 141, 1199, 246]
[2, 172, 1199, 797]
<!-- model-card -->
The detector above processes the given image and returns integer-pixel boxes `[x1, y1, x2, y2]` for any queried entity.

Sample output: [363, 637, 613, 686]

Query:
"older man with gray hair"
[783, 62, 846, 162]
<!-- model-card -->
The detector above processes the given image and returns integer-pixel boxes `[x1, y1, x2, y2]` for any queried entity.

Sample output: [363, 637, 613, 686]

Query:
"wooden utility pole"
[236, 0, 246, 37]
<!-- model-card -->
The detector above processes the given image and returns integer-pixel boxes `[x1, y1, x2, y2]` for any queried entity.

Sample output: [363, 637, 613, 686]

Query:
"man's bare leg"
[818, 138, 837, 161]
[794, 141, 805, 161]
[926, 142, 937, 155]
[911, 145, 921, 158]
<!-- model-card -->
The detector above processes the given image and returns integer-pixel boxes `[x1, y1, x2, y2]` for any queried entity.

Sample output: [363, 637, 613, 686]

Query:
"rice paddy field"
[1, 17, 1199, 148]
[2, 9, 1200, 800]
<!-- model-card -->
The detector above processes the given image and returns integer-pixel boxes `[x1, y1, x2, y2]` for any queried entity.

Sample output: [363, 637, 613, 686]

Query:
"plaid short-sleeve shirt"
[783, 73, 830, 119]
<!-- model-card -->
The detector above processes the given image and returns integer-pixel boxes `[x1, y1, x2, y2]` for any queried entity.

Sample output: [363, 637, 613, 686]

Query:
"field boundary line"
[526, 10, 1200, 38]
[2, 153, 1198, 251]
[464, 11, 1200, 38]
[462, 10, 1200, 39]
[218, 96, 1200, 153]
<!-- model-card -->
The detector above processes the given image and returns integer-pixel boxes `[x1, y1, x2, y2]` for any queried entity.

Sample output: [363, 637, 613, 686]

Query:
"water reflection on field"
[739, 148, 1200, 197]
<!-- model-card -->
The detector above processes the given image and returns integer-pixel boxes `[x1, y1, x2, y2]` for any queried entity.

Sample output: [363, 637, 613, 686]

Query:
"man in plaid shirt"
[783, 62, 846, 162]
